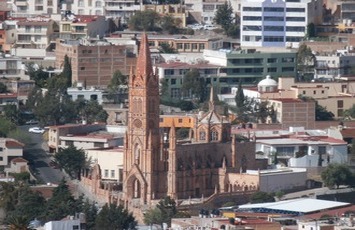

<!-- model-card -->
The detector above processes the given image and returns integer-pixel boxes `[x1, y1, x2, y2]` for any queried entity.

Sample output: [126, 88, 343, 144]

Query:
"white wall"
[259, 169, 307, 192]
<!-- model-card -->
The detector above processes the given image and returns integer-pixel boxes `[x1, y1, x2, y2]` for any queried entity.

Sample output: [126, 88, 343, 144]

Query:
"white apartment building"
[86, 147, 124, 182]
[0, 138, 24, 167]
[8, 0, 59, 17]
[185, 0, 231, 24]
[240, 0, 323, 48]
[0, 54, 28, 79]
[67, 85, 104, 105]
[315, 49, 355, 80]
[11, 17, 56, 59]
[62, 0, 141, 24]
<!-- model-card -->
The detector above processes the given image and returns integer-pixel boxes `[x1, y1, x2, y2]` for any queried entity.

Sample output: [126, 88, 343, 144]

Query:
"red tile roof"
[341, 128, 355, 138]
[11, 157, 28, 163]
[5, 140, 24, 148]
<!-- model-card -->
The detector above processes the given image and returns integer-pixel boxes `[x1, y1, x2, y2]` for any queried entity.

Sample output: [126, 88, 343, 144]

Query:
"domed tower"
[257, 75, 278, 93]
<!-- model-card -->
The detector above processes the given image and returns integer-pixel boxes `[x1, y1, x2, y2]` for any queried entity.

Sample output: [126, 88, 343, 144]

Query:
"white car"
[28, 127, 45, 134]
[204, 24, 217, 30]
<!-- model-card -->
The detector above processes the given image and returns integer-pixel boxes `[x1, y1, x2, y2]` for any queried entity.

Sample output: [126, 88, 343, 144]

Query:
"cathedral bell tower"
[123, 33, 161, 206]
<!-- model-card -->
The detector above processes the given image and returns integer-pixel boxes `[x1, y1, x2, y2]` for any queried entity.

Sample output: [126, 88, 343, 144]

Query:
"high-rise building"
[240, 0, 323, 48]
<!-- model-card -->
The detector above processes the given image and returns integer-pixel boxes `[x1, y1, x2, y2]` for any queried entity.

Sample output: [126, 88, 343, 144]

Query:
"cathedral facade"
[122, 34, 261, 212]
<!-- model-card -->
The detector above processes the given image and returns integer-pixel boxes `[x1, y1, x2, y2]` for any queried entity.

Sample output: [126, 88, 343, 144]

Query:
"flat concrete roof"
[238, 198, 350, 215]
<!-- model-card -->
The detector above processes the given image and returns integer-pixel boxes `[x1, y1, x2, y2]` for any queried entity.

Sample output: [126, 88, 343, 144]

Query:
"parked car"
[28, 127, 45, 134]
[25, 119, 39, 125]
[204, 24, 217, 30]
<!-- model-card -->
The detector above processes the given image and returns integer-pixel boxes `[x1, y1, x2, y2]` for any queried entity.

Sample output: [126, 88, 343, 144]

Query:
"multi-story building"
[204, 48, 297, 85]
[0, 138, 24, 167]
[142, 4, 187, 27]
[8, 0, 59, 17]
[86, 147, 124, 182]
[11, 16, 57, 59]
[0, 54, 29, 79]
[185, 0, 231, 24]
[62, 0, 140, 24]
[0, 93, 17, 113]
[55, 38, 133, 88]
[59, 15, 114, 40]
[240, 0, 323, 48]
[315, 49, 355, 79]
[155, 62, 223, 100]
[143, 34, 224, 53]
[67, 84, 104, 104]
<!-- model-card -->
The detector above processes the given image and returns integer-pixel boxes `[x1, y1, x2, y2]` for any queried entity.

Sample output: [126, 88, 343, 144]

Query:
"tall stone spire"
[136, 33, 153, 79]
[208, 86, 217, 111]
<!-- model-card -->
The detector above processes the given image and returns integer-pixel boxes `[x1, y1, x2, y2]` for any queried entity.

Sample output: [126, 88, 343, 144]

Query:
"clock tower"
[123, 33, 162, 206]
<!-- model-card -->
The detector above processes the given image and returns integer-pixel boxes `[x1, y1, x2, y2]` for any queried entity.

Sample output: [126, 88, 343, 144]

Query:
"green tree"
[307, 23, 316, 38]
[321, 163, 353, 189]
[0, 115, 16, 137]
[107, 70, 128, 104]
[316, 103, 334, 121]
[344, 104, 355, 119]
[3, 104, 18, 125]
[55, 145, 86, 179]
[75, 99, 108, 124]
[297, 44, 315, 81]
[0, 82, 9, 93]
[0, 182, 17, 212]
[95, 203, 137, 230]
[45, 179, 83, 221]
[235, 81, 245, 111]
[128, 10, 160, 31]
[62, 55, 72, 87]
[160, 15, 180, 34]
[250, 191, 275, 204]
[82, 199, 98, 230]
[159, 43, 177, 54]
[182, 69, 206, 102]
[6, 185, 46, 223]
[256, 101, 269, 123]
[144, 196, 178, 227]
[213, 2, 234, 33]
[7, 215, 29, 230]
[144, 207, 164, 227]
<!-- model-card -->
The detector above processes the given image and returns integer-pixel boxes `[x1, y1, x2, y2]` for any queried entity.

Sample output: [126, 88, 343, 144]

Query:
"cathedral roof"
[200, 110, 229, 124]
[136, 33, 153, 78]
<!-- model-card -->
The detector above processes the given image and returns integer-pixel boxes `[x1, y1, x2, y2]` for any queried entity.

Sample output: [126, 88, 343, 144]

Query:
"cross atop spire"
[136, 33, 153, 79]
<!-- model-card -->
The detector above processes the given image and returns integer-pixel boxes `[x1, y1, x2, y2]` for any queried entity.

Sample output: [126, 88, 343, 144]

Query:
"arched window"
[134, 144, 140, 165]
[78, 0, 84, 7]
[199, 130, 206, 140]
[133, 179, 141, 198]
[211, 129, 218, 141]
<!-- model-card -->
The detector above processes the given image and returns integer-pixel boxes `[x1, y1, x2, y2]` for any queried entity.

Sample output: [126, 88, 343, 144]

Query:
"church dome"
[257, 75, 278, 92]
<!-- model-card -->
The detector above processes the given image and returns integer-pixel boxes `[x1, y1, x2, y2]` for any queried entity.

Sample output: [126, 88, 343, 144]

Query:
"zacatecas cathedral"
[120, 33, 262, 218]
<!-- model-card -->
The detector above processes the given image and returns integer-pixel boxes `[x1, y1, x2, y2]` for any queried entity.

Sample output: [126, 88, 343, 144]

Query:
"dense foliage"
[250, 191, 275, 204]
[321, 163, 354, 189]
[0, 180, 136, 229]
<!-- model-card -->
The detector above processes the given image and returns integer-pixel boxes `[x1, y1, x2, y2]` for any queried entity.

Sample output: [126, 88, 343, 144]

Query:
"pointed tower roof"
[136, 33, 153, 78]
[208, 86, 218, 111]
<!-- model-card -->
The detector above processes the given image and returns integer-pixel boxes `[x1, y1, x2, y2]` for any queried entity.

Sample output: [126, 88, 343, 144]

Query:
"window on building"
[264, 26, 284, 31]
[303, 90, 306, 94]
[282, 57, 294, 63]
[264, 7, 284, 12]
[62, 24, 71, 31]
[199, 131, 206, 140]
[192, 43, 198, 49]
[177, 43, 183, 49]
[243, 7, 262, 11]
[0, 157, 3, 161]
[111, 170, 115, 178]
[286, 7, 305, 12]
[164, 69, 174, 75]
[184, 43, 190, 50]
[199, 44, 205, 50]
[95, 1, 101, 7]
[178, 119, 182, 123]
[171, 79, 176, 85]
[286, 17, 305, 21]
[276, 147, 295, 155]
[267, 58, 277, 63]
[170, 88, 180, 99]
[337, 100, 344, 108]
[286, 26, 304, 32]
[264, 16, 284, 21]
[0, 147, 3, 152]
[243, 16, 262, 21]
[94, 142, 104, 148]
[210, 129, 218, 141]
[264, 36, 284, 42]
[338, 109, 343, 117]
[25, 26, 31, 32]
[282, 67, 294, 72]
[104, 169, 109, 177]
[313, 90, 316, 94]
[80, 67, 85, 70]
[78, 0, 84, 6]
[267, 67, 277, 72]
[65, 141, 73, 146]
[73, 225, 79, 230]
[318, 146, 326, 154]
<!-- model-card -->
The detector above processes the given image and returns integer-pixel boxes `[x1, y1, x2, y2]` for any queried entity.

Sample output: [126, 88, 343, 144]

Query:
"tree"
[144, 196, 178, 227]
[62, 55, 72, 87]
[0, 115, 16, 137]
[95, 203, 137, 230]
[160, 15, 180, 34]
[159, 43, 177, 54]
[321, 163, 353, 189]
[75, 99, 108, 124]
[45, 179, 83, 221]
[307, 23, 316, 38]
[182, 69, 206, 102]
[107, 70, 128, 104]
[3, 104, 18, 125]
[297, 44, 315, 81]
[82, 199, 98, 230]
[0, 82, 9, 93]
[235, 81, 245, 111]
[250, 191, 275, 204]
[55, 145, 86, 179]
[213, 2, 234, 33]
[128, 10, 160, 31]
[316, 103, 334, 121]
[344, 104, 355, 119]
[255, 101, 269, 123]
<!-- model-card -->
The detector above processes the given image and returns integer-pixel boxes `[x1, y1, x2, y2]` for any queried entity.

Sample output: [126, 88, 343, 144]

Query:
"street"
[19, 125, 65, 184]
